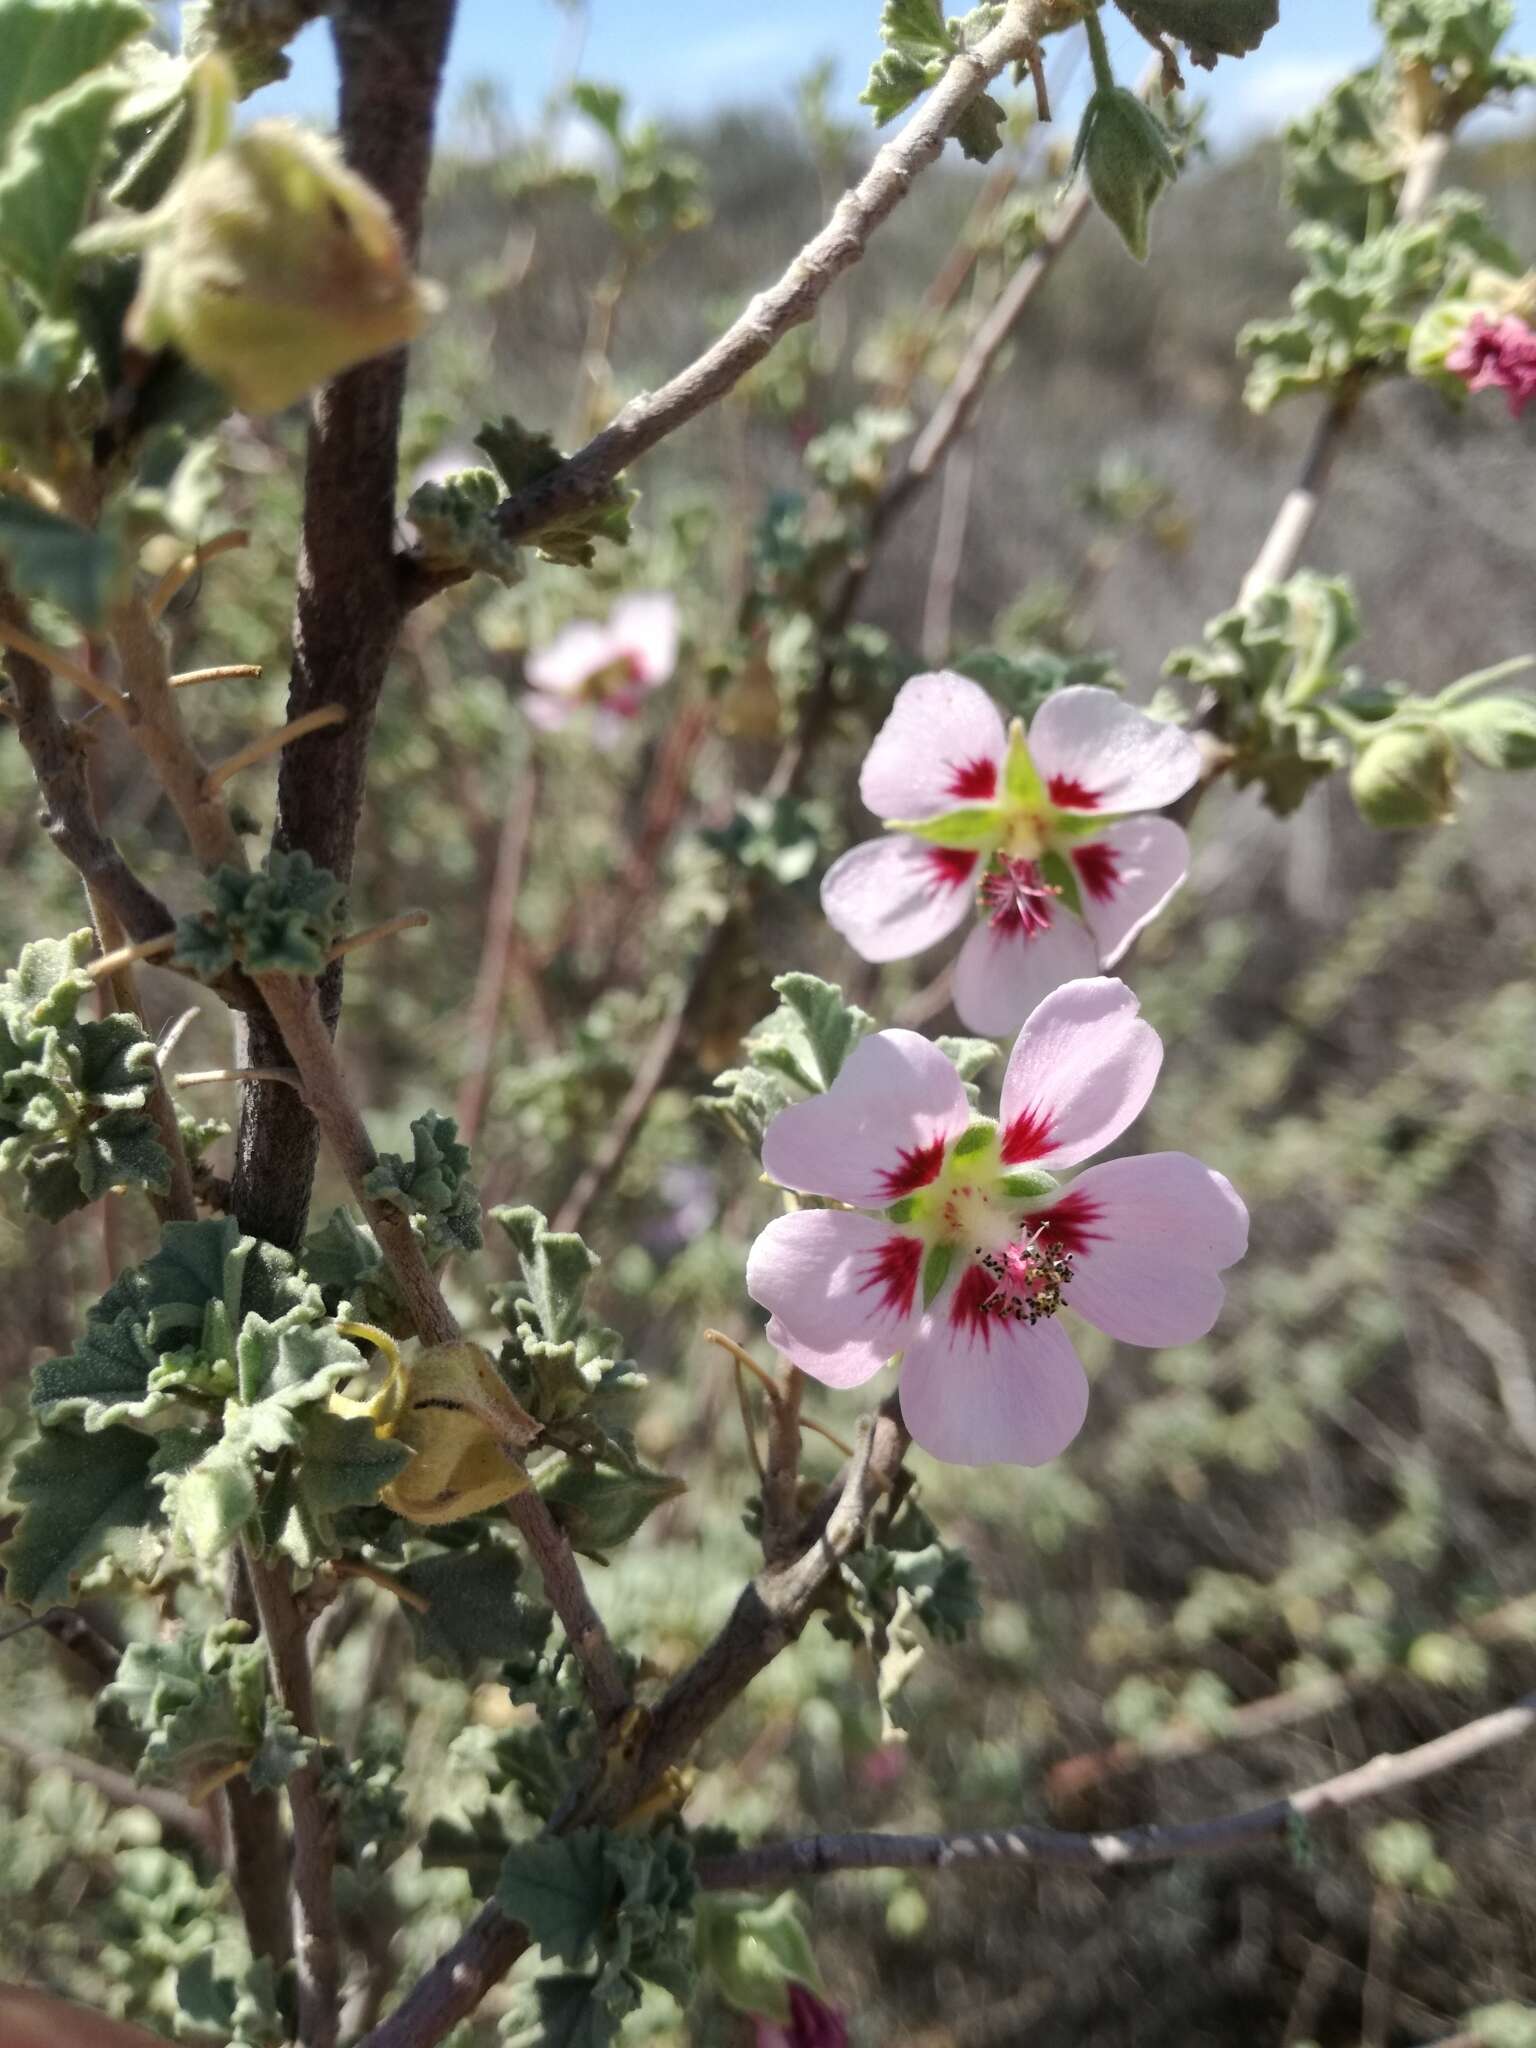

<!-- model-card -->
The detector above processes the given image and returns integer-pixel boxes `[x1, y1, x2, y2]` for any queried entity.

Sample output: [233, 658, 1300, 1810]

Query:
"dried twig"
[147, 528, 249, 620]
[0, 615, 126, 716]
[326, 909, 430, 964]
[204, 702, 347, 795]
[170, 662, 264, 690]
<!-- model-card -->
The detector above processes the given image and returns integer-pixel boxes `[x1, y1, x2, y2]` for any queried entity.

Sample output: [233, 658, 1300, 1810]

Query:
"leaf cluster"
[0, 927, 169, 1220]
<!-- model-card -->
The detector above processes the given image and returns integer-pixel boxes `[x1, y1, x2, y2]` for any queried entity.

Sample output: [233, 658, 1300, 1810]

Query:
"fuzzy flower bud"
[1350, 722, 1459, 829]
[1074, 87, 1178, 263]
[91, 61, 442, 412]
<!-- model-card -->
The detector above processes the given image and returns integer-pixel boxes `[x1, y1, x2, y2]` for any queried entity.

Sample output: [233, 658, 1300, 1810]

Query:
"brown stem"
[357, 1401, 911, 2048]
[1238, 129, 1451, 603]
[223, 1551, 295, 1972]
[454, 762, 540, 1150]
[503, 1489, 631, 1728]
[696, 1684, 1536, 1888]
[231, 0, 457, 1252]
[244, 1545, 340, 2048]
[0, 1726, 216, 1853]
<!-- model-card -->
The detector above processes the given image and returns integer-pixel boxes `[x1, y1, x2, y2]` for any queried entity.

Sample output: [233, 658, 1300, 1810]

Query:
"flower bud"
[696, 1891, 823, 2024]
[1350, 722, 1458, 829]
[125, 109, 440, 412]
[1074, 87, 1177, 263]
[535, 1454, 685, 1557]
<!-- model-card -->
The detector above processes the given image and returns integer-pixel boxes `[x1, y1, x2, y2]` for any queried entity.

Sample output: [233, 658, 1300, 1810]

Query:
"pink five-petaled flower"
[745, 978, 1247, 1468]
[820, 673, 1203, 1037]
[524, 593, 679, 745]
[754, 1985, 849, 2048]
[1446, 311, 1536, 419]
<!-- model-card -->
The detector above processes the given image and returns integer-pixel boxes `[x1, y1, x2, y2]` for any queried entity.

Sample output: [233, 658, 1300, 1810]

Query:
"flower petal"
[761, 1029, 972, 1205]
[899, 1275, 1090, 1466]
[951, 913, 1100, 1039]
[746, 1211, 922, 1387]
[1070, 815, 1190, 965]
[609, 593, 679, 686]
[525, 622, 614, 696]
[860, 671, 1008, 822]
[997, 976, 1162, 1169]
[1027, 687, 1201, 814]
[822, 836, 977, 964]
[1041, 1151, 1248, 1347]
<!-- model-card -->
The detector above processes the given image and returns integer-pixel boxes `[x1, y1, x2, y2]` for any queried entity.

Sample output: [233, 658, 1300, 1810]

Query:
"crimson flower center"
[976, 1228, 1075, 1325]
[980, 855, 1059, 937]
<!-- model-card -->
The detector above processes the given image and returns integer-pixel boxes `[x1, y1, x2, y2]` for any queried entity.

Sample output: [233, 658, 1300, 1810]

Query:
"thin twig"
[171, 662, 264, 689]
[223, 1551, 294, 1970]
[175, 1065, 305, 1092]
[204, 703, 347, 794]
[1239, 130, 1450, 602]
[695, 1686, 1536, 1888]
[0, 615, 126, 716]
[503, 1490, 632, 1729]
[147, 528, 250, 619]
[394, 0, 1049, 583]
[243, 1544, 341, 2048]
[327, 909, 430, 964]
[86, 933, 177, 979]
[0, 1726, 216, 1854]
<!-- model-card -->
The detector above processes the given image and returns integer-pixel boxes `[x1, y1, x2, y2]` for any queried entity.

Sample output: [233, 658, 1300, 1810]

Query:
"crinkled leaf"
[1121, 0, 1278, 66]
[175, 1951, 285, 2048]
[288, 1404, 412, 1514]
[364, 1108, 482, 1257]
[175, 850, 346, 978]
[499, 1973, 636, 2048]
[0, 1420, 161, 1607]
[475, 414, 633, 567]
[494, 1204, 599, 1346]
[396, 1537, 552, 1679]
[746, 971, 874, 1095]
[406, 466, 522, 584]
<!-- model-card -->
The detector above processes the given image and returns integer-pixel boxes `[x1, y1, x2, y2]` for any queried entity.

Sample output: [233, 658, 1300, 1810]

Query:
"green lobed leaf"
[405, 466, 523, 585]
[0, 69, 127, 307]
[0, 1420, 161, 1606]
[175, 850, 346, 978]
[497, 1829, 612, 1965]
[499, 1973, 637, 2048]
[494, 1204, 599, 1347]
[475, 414, 633, 567]
[364, 1107, 482, 1258]
[1442, 695, 1536, 770]
[1120, 0, 1279, 67]
[396, 1537, 553, 1679]
[0, 0, 150, 153]
[747, 972, 874, 1096]
[536, 1454, 686, 1559]
[0, 494, 123, 624]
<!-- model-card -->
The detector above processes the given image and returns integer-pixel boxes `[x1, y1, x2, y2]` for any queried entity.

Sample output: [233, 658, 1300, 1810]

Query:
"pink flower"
[745, 978, 1246, 1468]
[820, 675, 1202, 1037]
[524, 593, 678, 743]
[1446, 311, 1536, 418]
[755, 1985, 849, 2048]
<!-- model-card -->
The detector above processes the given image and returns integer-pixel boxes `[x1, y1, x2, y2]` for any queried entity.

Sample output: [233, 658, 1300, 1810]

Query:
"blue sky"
[251, 1, 1536, 147]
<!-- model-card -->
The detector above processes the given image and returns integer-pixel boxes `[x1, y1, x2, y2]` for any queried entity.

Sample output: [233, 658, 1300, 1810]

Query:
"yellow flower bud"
[114, 65, 440, 412]
[330, 1328, 538, 1527]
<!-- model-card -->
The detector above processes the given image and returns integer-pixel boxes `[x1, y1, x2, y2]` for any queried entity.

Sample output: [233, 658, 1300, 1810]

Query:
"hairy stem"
[244, 1545, 340, 2048]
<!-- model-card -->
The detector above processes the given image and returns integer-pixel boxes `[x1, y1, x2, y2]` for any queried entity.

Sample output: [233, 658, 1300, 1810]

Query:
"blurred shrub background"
[3, 45, 1536, 2048]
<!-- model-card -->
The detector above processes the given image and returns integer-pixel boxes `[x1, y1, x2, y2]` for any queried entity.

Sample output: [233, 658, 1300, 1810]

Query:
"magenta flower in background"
[820, 673, 1202, 1036]
[1446, 311, 1536, 417]
[524, 593, 679, 743]
[754, 1984, 850, 2048]
[745, 978, 1247, 1468]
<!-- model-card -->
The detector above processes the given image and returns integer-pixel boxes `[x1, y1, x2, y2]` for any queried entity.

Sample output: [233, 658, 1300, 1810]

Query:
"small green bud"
[696, 1891, 822, 2023]
[1074, 87, 1178, 263]
[1350, 722, 1459, 829]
